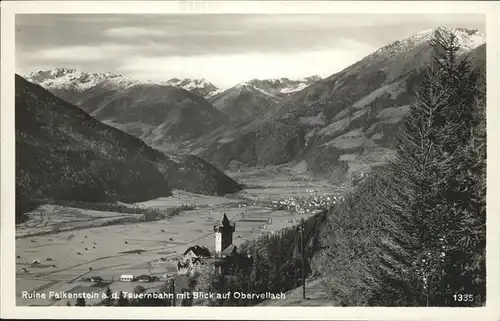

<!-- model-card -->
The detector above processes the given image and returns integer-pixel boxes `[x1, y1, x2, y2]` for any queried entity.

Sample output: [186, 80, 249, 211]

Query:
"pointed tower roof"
[222, 213, 230, 226]
[218, 213, 235, 227]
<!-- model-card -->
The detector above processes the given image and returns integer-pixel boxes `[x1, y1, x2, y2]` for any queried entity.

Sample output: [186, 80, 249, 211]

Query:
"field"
[15, 163, 348, 306]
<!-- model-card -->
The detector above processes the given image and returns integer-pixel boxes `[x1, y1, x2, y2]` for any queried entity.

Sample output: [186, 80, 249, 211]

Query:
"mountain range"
[21, 26, 486, 185]
[25, 69, 322, 151]
[25, 69, 321, 101]
[25, 69, 222, 99]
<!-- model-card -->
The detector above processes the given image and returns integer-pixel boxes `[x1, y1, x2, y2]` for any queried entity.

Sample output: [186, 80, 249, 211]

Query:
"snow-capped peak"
[164, 78, 220, 98]
[370, 26, 485, 60]
[237, 75, 322, 95]
[217, 81, 278, 100]
[24, 68, 137, 91]
[24, 68, 221, 98]
[234, 81, 255, 90]
[409, 26, 484, 51]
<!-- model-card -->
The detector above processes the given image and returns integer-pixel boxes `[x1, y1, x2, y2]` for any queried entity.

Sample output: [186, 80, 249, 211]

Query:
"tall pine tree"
[374, 29, 485, 306]
[429, 29, 486, 306]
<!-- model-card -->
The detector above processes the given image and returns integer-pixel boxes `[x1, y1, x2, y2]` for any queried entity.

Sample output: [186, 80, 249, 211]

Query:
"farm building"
[135, 275, 152, 283]
[183, 245, 211, 259]
[89, 276, 103, 283]
[120, 275, 134, 282]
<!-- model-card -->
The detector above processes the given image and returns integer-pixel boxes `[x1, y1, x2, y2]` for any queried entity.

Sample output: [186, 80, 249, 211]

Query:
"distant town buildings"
[270, 191, 341, 214]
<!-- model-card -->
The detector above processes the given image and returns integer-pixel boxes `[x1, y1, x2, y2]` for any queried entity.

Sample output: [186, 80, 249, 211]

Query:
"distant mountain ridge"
[246, 76, 322, 96]
[24, 68, 321, 102]
[165, 77, 222, 99]
[208, 75, 321, 123]
[25, 68, 222, 99]
[24, 68, 323, 150]
[209, 82, 283, 123]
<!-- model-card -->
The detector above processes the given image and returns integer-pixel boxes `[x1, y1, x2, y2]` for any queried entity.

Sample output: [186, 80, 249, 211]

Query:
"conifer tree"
[429, 29, 485, 305]
[375, 29, 485, 306]
[75, 297, 86, 307]
[117, 291, 129, 306]
[104, 287, 113, 306]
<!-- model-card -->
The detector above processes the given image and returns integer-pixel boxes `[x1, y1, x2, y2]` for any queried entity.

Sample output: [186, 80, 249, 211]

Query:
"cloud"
[183, 30, 247, 37]
[103, 26, 247, 39]
[118, 39, 376, 88]
[28, 44, 137, 62]
[103, 27, 169, 37]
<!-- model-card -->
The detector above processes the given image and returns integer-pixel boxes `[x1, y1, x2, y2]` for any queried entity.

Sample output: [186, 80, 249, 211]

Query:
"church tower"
[213, 213, 235, 257]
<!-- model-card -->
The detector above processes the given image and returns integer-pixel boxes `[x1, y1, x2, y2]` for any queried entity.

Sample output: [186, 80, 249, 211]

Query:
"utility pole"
[171, 278, 176, 306]
[300, 218, 306, 300]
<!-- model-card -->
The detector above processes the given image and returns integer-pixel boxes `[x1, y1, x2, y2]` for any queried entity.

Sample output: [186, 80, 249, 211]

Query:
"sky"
[15, 14, 485, 88]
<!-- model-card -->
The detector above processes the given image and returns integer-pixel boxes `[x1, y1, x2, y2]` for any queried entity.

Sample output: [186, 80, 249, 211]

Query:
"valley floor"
[15, 163, 350, 306]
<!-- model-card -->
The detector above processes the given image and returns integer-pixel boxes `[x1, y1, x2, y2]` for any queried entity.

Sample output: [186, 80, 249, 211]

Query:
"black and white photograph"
[1, 0, 499, 318]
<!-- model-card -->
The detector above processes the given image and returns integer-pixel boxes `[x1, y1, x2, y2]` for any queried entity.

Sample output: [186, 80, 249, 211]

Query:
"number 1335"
[453, 294, 474, 302]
